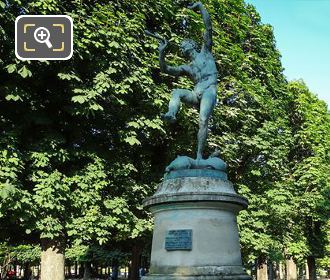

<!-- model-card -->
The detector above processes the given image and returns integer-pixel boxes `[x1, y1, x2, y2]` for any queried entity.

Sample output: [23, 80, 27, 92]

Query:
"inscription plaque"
[165, 229, 192, 251]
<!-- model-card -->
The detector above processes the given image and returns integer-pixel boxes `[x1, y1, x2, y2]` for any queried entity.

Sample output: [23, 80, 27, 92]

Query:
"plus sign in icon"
[15, 15, 73, 60]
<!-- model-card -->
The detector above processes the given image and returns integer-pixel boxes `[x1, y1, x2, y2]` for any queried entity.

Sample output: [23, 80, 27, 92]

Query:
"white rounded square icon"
[15, 15, 73, 60]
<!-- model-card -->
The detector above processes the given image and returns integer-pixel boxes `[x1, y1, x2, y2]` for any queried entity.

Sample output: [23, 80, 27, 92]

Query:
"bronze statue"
[146, 2, 224, 172]
[160, 2, 217, 160]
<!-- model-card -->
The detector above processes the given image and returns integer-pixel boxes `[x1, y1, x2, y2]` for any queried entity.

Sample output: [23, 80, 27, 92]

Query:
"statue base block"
[143, 169, 251, 280]
[143, 274, 251, 280]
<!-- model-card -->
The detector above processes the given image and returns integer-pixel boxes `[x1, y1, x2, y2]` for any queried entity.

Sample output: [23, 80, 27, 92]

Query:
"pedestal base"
[144, 274, 251, 280]
[143, 170, 251, 280]
[144, 265, 251, 279]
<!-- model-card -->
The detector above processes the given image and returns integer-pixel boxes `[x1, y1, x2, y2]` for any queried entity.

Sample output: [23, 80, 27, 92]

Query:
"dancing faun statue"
[146, 2, 225, 172]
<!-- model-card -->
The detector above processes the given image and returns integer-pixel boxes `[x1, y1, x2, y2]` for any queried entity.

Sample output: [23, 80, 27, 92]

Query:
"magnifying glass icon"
[34, 27, 53, 48]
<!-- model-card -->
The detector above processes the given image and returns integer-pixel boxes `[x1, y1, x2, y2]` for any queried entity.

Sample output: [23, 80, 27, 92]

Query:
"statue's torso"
[190, 49, 217, 93]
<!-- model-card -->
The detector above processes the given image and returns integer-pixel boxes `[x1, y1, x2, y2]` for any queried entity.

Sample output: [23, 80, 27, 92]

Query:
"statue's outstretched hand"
[158, 39, 169, 53]
[187, 1, 202, 11]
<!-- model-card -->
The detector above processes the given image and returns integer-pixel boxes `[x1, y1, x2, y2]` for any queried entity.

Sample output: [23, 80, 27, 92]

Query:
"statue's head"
[180, 39, 198, 58]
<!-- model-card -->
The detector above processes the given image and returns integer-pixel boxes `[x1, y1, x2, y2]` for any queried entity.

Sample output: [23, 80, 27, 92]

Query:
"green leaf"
[6, 64, 16, 73]
[18, 66, 32, 78]
[72, 95, 87, 104]
[5, 94, 22, 101]
[124, 135, 141, 146]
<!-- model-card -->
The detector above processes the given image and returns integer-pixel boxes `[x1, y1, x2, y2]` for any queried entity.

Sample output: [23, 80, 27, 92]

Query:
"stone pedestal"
[143, 169, 251, 280]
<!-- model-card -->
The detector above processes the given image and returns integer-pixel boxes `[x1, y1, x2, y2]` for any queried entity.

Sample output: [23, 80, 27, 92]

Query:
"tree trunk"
[286, 257, 297, 280]
[83, 262, 92, 280]
[74, 262, 78, 276]
[40, 238, 65, 280]
[111, 259, 119, 280]
[67, 264, 72, 277]
[257, 259, 268, 280]
[307, 256, 317, 280]
[79, 263, 83, 277]
[268, 261, 275, 280]
[129, 243, 143, 280]
[23, 262, 32, 280]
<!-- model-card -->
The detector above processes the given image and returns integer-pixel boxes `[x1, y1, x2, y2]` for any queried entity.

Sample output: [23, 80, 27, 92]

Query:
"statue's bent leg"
[197, 86, 217, 160]
[163, 88, 197, 123]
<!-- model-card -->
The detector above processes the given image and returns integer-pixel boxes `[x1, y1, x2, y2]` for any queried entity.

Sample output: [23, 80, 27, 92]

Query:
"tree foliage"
[0, 0, 329, 274]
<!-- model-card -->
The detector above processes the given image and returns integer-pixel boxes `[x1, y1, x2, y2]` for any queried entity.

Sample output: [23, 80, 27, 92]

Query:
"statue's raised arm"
[188, 2, 212, 51]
